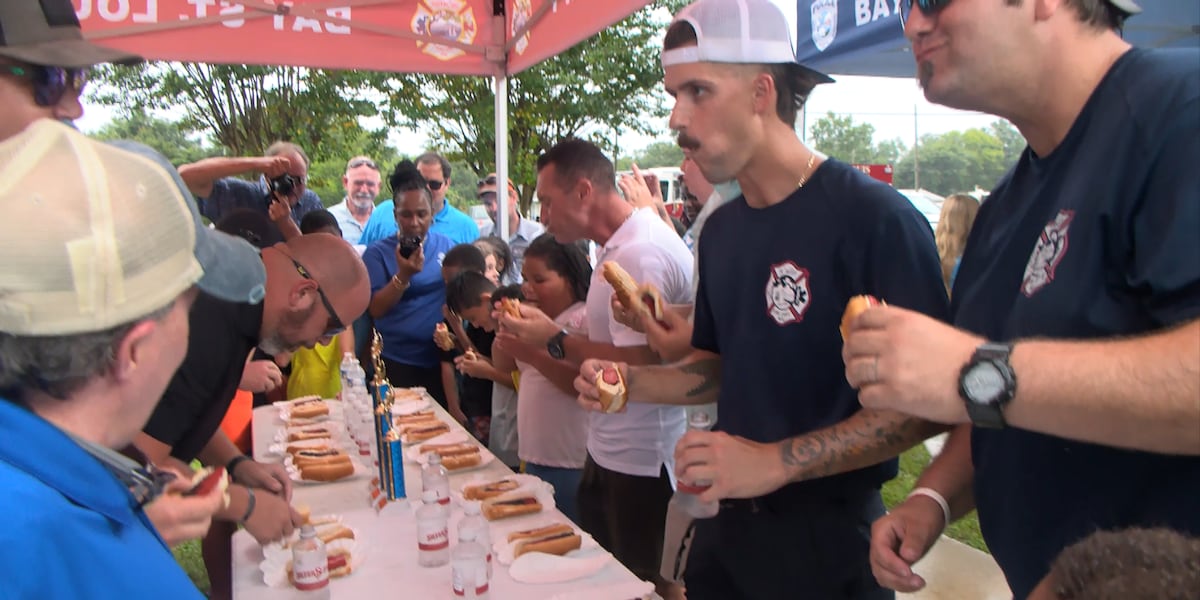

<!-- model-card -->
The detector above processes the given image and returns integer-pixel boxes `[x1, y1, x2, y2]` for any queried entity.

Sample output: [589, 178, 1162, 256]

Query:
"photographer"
[179, 141, 324, 240]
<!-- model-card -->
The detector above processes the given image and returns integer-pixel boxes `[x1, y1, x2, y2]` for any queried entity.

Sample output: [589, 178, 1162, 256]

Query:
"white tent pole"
[495, 71, 510, 240]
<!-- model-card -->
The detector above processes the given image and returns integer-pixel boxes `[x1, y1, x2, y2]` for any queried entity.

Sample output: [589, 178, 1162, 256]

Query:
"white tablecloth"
[232, 400, 651, 599]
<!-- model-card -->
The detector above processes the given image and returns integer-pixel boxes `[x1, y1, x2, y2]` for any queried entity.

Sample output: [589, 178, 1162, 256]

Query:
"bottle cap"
[687, 411, 713, 429]
[298, 524, 317, 539]
[428, 453, 443, 465]
[463, 501, 481, 516]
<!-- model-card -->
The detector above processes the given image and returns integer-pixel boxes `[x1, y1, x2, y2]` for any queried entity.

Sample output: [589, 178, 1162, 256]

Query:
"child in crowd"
[474, 236, 512, 286]
[287, 210, 355, 400]
[490, 234, 592, 521]
[439, 245, 497, 442]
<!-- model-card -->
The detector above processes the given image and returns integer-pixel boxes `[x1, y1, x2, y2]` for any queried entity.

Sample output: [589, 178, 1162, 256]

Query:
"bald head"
[283, 233, 370, 327]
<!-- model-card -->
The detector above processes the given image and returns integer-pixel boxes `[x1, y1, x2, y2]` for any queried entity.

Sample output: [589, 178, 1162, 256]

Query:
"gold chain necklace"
[796, 152, 817, 189]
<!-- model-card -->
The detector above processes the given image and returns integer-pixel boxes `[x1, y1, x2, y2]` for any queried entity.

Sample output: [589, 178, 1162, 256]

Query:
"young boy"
[439, 245, 494, 443]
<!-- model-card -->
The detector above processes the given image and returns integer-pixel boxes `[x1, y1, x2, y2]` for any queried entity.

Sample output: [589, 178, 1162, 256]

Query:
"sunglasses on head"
[899, 0, 951, 29]
[348, 158, 378, 171]
[277, 249, 347, 337]
[477, 175, 498, 187]
[1, 64, 89, 107]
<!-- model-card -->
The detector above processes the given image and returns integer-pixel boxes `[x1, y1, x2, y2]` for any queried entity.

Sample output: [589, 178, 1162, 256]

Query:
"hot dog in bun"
[463, 478, 521, 501]
[601, 261, 639, 311]
[183, 466, 231, 508]
[840, 295, 884, 341]
[298, 461, 355, 482]
[637, 284, 667, 328]
[433, 322, 456, 351]
[594, 365, 627, 413]
[482, 494, 543, 521]
[440, 449, 482, 471]
[514, 530, 583, 558]
[500, 297, 522, 319]
[288, 397, 329, 420]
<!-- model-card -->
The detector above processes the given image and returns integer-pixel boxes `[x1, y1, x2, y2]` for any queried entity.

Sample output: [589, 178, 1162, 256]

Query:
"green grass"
[172, 540, 210, 596]
[883, 444, 988, 552]
[172, 443, 985, 597]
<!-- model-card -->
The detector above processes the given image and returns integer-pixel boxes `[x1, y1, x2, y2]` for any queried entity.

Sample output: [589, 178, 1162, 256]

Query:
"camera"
[268, 173, 297, 198]
[398, 235, 422, 259]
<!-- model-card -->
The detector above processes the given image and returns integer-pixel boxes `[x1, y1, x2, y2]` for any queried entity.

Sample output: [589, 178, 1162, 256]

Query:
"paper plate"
[492, 520, 600, 566]
[390, 396, 432, 417]
[400, 431, 472, 462]
[277, 400, 342, 424]
[267, 436, 354, 458]
[507, 547, 611, 584]
[453, 473, 549, 505]
[261, 518, 354, 559]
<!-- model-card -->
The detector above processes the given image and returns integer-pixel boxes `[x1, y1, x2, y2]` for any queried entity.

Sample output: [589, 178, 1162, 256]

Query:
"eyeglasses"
[1, 64, 89, 107]
[478, 191, 498, 204]
[347, 158, 378, 171]
[277, 249, 346, 337]
[426, 179, 445, 190]
[899, 0, 951, 29]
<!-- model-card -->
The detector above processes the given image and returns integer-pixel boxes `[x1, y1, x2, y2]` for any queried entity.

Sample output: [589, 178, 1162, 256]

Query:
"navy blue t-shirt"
[953, 48, 1200, 599]
[693, 159, 949, 495]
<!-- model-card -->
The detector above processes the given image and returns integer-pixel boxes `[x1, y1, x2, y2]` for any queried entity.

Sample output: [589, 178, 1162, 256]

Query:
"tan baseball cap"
[0, 0, 141, 68]
[0, 120, 201, 336]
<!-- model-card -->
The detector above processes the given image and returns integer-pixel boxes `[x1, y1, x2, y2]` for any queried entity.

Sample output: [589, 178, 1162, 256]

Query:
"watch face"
[964, 362, 1006, 404]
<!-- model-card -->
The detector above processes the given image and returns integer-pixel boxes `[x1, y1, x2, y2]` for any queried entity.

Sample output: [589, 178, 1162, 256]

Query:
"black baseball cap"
[0, 0, 142, 68]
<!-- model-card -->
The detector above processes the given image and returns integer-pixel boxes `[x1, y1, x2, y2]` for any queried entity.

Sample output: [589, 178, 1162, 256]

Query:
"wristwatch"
[958, 342, 1017, 429]
[546, 329, 569, 360]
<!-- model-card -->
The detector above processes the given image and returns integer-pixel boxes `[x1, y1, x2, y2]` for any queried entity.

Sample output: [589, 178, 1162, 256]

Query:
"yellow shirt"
[287, 339, 342, 400]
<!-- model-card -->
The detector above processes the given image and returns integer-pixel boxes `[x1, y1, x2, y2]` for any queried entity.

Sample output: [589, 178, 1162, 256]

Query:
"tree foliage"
[89, 109, 210, 166]
[376, 5, 670, 212]
[809, 112, 908, 165]
[89, 64, 392, 201]
[893, 126, 1013, 194]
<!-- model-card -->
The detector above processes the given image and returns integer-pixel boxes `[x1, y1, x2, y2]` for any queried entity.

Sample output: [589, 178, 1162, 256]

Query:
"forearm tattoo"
[779, 411, 930, 482]
[681, 358, 721, 398]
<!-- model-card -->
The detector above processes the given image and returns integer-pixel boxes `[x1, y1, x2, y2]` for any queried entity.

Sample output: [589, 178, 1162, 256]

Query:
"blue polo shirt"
[692, 159, 949, 496]
[954, 48, 1200, 599]
[359, 199, 480, 246]
[197, 176, 324, 226]
[362, 231, 455, 368]
[0, 400, 202, 599]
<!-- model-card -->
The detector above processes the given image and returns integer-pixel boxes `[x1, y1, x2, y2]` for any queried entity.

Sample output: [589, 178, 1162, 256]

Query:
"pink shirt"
[514, 302, 590, 468]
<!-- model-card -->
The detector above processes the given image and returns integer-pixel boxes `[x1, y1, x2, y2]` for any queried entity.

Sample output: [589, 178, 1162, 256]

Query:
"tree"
[634, 140, 685, 168]
[809, 112, 907, 165]
[894, 128, 1010, 195]
[90, 109, 210, 166]
[376, 4, 671, 213]
[990, 120, 1026, 168]
[89, 64, 394, 202]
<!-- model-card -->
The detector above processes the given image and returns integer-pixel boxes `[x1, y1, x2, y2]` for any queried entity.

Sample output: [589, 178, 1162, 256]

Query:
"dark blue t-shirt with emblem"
[952, 48, 1200, 599]
[692, 159, 948, 496]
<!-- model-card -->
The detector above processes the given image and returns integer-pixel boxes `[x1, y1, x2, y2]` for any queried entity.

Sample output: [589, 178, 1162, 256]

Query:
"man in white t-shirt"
[497, 138, 692, 594]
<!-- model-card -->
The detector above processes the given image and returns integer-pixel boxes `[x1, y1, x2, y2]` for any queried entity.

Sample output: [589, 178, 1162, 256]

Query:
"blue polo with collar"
[0, 399, 202, 599]
[359, 199, 480, 246]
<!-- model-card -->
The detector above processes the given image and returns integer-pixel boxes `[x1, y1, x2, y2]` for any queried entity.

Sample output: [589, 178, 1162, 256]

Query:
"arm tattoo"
[779, 410, 934, 482]
[680, 358, 721, 398]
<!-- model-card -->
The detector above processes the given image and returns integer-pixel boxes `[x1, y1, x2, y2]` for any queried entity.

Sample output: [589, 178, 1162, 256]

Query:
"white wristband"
[908, 487, 952, 526]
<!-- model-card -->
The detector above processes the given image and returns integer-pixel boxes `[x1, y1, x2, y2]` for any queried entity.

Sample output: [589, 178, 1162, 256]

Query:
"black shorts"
[685, 487, 892, 600]
[577, 454, 674, 583]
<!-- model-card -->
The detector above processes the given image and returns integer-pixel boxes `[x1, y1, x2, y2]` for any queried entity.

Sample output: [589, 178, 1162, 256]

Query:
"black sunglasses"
[1, 64, 89, 107]
[426, 179, 445, 190]
[277, 249, 346, 337]
[477, 175, 498, 187]
[899, 0, 951, 29]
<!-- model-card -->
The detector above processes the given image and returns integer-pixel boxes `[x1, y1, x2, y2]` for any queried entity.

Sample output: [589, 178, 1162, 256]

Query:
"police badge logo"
[1021, 210, 1075, 297]
[766, 261, 811, 326]
[811, 0, 838, 52]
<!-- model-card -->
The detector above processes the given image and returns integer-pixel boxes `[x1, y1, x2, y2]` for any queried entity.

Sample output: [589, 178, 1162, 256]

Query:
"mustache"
[677, 133, 700, 151]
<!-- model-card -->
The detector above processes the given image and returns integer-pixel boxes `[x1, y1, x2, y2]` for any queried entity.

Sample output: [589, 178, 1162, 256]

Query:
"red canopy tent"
[77, 0, 655, 234]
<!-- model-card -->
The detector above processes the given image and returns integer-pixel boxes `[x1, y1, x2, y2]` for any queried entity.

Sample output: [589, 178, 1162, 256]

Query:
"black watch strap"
[546, 329, 568, 360]
[960, 342, 1017, 429]
[226, 455, 252, 481]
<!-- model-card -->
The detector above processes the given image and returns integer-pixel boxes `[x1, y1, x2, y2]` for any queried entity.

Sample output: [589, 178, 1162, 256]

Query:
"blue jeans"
[524, 463, 582, 523]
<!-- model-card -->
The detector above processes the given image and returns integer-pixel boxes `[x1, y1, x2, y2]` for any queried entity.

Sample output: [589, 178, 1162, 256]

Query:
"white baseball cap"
[662, 0, 834, 85]
[0, 121, 259, 336]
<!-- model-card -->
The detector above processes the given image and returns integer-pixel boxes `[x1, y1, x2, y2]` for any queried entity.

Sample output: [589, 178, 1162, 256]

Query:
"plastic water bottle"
[291, 524, 331, 597]
[338, 353, 356, 390]
[417, 490, 450, 567]
[422, 453, 451, 505]
[451, 528, 489, 598]
[674, 411, 720, 519]
[458, 501, 492, 579]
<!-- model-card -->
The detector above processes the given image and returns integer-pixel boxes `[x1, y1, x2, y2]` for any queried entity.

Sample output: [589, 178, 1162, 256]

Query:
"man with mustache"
[575, 0, 948, 597]
[328, 155, 382, 249]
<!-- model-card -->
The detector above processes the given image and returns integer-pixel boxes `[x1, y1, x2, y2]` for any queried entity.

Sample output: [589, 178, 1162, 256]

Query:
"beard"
[259, 303, 317, 355]
[350, 192, 375, 211]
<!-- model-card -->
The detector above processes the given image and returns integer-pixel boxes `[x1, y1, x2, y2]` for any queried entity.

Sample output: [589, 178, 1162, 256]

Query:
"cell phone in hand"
[398, 234, 422, 259]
